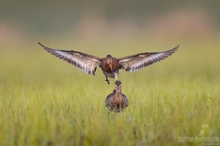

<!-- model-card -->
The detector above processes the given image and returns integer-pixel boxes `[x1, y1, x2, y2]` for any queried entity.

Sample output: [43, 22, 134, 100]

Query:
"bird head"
[115, 80, 122, 93]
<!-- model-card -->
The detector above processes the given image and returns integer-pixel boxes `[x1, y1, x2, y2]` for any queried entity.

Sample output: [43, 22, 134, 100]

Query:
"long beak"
[109, 63, 113, 72]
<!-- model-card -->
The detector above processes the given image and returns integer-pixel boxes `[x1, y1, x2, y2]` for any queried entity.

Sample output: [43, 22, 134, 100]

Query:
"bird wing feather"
[38, 42, 101, 75]
[118, 45, 179, 72]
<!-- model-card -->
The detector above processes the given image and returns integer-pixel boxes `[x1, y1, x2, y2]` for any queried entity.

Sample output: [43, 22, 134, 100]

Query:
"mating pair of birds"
[38, 42, 179, 112]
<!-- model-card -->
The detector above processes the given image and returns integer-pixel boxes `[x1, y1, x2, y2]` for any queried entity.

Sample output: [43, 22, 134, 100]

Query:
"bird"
[105, 80, 128, 112]
[38, 42, 179, 84]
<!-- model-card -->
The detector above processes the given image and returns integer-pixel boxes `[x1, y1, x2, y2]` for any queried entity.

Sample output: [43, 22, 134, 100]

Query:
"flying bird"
[38, 42, 179, 84]
[105, 80, 128, 112]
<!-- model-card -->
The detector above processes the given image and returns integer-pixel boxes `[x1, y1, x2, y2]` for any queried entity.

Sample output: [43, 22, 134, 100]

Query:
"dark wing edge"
[38, 42, 102, 75]
[118, 45, 179, 72]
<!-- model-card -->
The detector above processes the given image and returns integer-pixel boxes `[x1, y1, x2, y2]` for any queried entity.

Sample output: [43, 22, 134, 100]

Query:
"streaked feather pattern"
[38, 42, 101, 75]
[118, 45, 179, 72]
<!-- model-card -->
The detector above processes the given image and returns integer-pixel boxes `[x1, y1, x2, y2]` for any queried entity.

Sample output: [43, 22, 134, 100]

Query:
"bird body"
[100, 55, 120, 82]
[105, 81, 128, 112]
[38, 42, 179, 84]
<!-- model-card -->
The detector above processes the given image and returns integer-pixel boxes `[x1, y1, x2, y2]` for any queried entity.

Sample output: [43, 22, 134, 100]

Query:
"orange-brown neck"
[114, 92, 122, 103]
[102, 57, 118, 73]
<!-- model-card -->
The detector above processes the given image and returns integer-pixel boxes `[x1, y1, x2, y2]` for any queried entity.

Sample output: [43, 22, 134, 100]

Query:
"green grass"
[0, 40, 220, 146]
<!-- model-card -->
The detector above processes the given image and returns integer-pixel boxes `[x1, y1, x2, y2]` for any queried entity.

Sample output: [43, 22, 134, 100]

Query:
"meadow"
[0, 39, 219, 146]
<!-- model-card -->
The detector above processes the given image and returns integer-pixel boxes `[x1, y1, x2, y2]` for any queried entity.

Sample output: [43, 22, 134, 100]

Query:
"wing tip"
[167, 44, 179, 54]
[173, 44, 180, 51]
[38, 42, 54, 52]
[38, 42, 46, 49]
[38, 42, 44, 48]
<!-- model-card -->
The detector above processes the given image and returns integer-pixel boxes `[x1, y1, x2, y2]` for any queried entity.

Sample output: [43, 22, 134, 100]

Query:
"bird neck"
[114, 90, 121, 98]
[115, 88, 121, 94]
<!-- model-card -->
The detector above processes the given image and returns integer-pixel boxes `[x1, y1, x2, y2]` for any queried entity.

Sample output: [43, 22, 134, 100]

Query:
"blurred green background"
[1, 0, 220, 46]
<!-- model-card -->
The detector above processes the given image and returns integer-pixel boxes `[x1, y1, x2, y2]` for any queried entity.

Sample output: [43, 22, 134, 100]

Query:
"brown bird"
[105, 80, 128, 112]
[38, 42, 179, 84]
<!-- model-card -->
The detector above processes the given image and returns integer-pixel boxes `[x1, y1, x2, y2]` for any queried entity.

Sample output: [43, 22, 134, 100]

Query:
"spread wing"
[118, 45, 179, 72]
[38, 42, 101, 75]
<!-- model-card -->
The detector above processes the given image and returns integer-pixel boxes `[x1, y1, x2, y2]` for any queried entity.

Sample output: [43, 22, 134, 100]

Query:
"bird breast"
[114, 93, 123, 103]
[101, 59, 119, 73]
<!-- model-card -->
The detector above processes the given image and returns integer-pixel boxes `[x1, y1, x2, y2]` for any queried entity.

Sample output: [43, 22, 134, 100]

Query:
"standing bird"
[38, 42, 179, 84]
[105, 81, 128, 112]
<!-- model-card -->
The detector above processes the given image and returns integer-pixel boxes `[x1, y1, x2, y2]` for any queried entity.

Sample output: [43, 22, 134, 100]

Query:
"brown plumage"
[38, 42, 179, 84]
[105, 81, 128, 112]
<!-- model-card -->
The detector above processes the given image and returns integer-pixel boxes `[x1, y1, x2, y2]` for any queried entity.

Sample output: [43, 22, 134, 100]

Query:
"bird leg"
[114, 73, 118, 81]
[105, 76, 110, 84]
